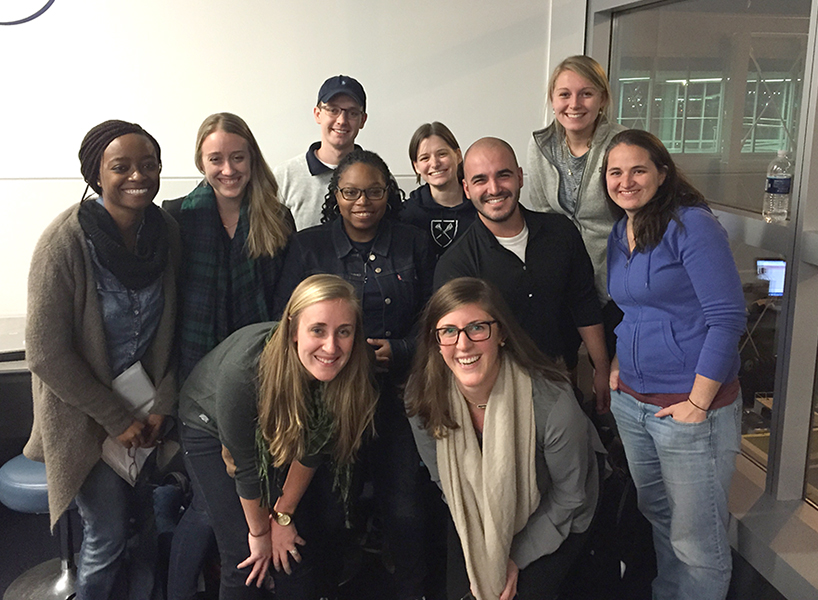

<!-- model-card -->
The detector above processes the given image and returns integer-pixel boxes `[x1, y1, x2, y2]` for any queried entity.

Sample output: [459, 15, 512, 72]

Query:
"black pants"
[359, 392, 431, 600]
[180, 425, 345, 600]
[446, 515, 591, 600]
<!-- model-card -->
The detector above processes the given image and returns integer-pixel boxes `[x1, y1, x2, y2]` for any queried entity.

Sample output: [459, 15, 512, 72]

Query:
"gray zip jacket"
[526, 118, 626, 302]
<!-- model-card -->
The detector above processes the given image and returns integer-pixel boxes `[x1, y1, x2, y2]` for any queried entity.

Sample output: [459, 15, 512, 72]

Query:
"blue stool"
[0, 454, 76, 600]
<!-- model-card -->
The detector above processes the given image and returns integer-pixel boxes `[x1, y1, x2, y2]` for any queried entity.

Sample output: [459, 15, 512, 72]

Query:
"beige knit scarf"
[438, 358, 540, 600]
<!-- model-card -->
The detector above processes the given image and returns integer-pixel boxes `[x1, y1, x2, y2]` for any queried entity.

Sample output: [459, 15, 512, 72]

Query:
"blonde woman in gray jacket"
[527, 55, 626, 359]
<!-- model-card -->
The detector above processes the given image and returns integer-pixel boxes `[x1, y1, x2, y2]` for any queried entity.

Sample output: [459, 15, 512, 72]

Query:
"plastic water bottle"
[763, 150, 792, 223]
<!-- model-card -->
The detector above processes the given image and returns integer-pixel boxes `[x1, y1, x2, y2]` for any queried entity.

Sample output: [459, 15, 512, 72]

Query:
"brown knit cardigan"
[23, 203, 180, 528]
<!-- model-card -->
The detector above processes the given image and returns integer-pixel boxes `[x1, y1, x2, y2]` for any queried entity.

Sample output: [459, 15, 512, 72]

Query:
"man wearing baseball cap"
[274, 74, 367, 230]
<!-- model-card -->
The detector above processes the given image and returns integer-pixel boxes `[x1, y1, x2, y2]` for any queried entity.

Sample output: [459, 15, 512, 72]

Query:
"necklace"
[464, 398, 487, 410]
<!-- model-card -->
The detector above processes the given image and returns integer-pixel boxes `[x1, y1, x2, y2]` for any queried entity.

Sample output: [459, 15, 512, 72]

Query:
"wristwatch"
[273, 510, 293, 526]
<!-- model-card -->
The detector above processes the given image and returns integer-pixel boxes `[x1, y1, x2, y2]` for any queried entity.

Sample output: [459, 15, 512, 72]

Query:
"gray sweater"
[410, 375, 603, 570]
[274, 149, 333, 231]
[527, 118, 626, 302]
[179, 322, 325, 500]
[24, 203, 179, 527]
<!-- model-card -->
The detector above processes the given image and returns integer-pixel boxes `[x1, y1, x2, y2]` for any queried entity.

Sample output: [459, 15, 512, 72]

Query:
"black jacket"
[434, 207, 601, 368]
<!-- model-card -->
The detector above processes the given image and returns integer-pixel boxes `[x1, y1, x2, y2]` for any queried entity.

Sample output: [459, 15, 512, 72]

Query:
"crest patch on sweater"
[431, 220, 458, 248]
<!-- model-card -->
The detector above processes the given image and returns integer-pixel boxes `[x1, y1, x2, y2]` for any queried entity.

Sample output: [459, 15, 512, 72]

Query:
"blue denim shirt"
[275, 217, 434, 378]
[87, 228, 164, 378]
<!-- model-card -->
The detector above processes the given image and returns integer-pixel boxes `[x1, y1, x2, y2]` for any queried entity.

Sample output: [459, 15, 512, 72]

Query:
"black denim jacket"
[274, 217, 434, 378]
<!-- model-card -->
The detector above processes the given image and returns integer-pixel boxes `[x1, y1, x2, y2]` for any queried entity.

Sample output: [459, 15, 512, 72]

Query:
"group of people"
[22, 56, 746, 600]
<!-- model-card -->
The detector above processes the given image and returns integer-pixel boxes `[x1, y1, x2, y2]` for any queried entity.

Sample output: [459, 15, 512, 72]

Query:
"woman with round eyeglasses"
[402, 122, 476, 261]
[275, 149, 437, 600]
[407, 277, 604, 600]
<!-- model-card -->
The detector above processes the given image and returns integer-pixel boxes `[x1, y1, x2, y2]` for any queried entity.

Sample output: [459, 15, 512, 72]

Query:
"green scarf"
[255, 382, 355, 525]
[177, 184, 269, 380]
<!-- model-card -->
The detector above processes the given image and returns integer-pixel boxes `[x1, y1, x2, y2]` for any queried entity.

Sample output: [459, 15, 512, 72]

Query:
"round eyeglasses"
[435, 320, 498, 346]
[337, 187, 387, 201]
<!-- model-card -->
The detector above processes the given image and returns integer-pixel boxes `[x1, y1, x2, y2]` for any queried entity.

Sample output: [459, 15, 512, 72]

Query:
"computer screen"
[756, 259, 787, 297]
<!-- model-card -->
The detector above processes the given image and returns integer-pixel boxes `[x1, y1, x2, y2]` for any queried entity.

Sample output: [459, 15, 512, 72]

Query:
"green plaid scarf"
[177, 184, 269, 380]
[256, 382, 355, 526]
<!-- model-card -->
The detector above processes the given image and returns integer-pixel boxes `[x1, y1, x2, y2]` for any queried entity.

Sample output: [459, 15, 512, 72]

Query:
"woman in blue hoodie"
[604, 129, 745, 600]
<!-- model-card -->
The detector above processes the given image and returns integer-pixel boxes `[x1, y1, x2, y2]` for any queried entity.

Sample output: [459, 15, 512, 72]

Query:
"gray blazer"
[410, 375, 604, 570]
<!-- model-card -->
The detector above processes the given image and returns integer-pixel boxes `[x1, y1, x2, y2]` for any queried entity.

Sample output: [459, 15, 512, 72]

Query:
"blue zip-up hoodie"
[607, 205, 746, 393]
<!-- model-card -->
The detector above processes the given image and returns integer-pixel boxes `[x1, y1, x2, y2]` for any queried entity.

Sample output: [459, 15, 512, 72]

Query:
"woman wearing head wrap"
[24, 120, 180, 600]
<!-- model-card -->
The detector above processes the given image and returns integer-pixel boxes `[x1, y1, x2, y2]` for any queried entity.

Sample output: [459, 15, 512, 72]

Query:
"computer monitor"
[756, 259, 786, 297]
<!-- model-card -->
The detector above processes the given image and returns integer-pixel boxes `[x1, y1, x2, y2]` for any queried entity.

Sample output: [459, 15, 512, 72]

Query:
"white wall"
[0, 0, 554, 317]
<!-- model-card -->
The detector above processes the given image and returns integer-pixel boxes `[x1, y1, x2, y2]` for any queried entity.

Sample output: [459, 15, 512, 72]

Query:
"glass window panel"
[609, 0, 810, 212]
[732, 242, 786, 470]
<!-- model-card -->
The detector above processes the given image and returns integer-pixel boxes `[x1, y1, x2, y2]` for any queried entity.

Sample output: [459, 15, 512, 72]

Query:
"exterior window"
[609, 1, 810, 212]
[618, 77, 724, 153]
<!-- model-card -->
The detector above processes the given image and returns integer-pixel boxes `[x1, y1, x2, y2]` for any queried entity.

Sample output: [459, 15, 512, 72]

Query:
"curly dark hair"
[320, 148, 403, 224]
[602, 129, 707, 252]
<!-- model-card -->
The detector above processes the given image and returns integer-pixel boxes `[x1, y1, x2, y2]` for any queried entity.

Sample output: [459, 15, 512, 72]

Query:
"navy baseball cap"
[317, 75, 366, 111]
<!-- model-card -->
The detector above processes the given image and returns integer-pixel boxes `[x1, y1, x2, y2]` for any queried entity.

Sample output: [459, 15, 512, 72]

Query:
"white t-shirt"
[495, 224, 529, 263]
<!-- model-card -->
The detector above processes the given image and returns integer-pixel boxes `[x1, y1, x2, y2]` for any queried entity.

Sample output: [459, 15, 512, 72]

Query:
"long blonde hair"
[195, 112, 291, 258]
[406, 277, 568, 439]
[257, 274, 377, 467]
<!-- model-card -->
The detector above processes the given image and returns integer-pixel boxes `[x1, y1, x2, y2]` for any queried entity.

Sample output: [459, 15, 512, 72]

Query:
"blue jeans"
[610, 389, 741, 600]
[166, 480, 215, 600]
[74, 459, 156, 600]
